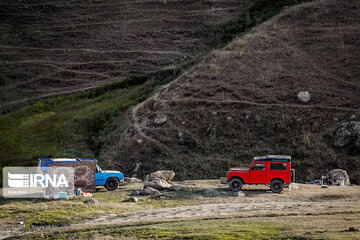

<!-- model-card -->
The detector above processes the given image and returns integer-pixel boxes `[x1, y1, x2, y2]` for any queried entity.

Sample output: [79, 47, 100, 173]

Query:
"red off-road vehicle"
[227, 155, 295, 193]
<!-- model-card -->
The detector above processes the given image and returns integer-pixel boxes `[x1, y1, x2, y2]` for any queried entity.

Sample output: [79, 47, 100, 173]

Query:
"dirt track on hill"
[0, 0, 251, 109]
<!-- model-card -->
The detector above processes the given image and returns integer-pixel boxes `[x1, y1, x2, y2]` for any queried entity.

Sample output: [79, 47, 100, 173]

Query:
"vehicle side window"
[251, 162, 265, 171]
[96, 165, 102, 173]
[270, 162, 287, 170]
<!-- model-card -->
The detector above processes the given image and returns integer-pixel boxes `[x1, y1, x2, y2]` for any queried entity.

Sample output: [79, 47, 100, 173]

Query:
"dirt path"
[2, 183, 359, 239]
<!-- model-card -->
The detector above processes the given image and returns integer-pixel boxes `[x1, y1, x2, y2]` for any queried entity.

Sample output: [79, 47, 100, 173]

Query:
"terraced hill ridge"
[0, 0, 252, 110]
[111, 0, 360, 183]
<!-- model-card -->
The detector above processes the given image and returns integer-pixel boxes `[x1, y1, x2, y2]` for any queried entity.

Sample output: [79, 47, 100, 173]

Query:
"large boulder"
[145, 170, 175, 182]
[333, 121, 360, 149]
[328, 169, 351, 186]
[297, 91, 311, 103]
[144, 178, 171, 190]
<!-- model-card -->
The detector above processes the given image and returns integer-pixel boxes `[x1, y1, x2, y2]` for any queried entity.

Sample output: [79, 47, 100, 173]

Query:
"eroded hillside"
[0, 0, 251, 109]
[111, 0, 360, 183]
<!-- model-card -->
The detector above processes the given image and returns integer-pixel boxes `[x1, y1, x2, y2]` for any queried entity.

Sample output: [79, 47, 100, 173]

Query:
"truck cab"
[227, 155, 294, 193]
[37, 158, 124, 191]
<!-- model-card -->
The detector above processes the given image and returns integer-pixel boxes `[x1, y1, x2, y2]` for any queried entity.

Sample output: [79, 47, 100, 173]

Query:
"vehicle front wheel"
[229, 178, 243, 191]
[270, 180, 283, 193]
[105, 177, 119, 191]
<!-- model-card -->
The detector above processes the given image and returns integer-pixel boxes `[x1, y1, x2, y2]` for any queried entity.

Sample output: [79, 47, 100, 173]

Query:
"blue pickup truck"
[37, 158, 124, 190]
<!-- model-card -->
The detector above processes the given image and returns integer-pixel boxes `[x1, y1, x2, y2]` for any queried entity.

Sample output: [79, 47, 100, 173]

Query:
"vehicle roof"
[38, 158, 98, 162]
[254, 155, 291, 161]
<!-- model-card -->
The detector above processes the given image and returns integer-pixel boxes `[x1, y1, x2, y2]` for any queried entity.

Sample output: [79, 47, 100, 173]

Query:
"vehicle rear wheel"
[105, 177, 119, 191]
[229, 178, 243, 191]
[270, 180, 283, 193]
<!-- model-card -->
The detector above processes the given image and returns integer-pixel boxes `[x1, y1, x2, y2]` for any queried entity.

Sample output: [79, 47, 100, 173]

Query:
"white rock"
[297, 91, 311, 103]
[154, 114, 167, 126]
[125, 197, 138, 202]
[136, 139, 143, 144]
[178, 132, 183, 138]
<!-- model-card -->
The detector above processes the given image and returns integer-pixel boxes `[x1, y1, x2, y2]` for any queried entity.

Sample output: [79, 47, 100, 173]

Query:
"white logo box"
[3, 167, 74, 199]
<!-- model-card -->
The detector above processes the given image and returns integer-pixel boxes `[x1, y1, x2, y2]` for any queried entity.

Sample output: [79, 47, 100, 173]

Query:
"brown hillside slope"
[108, 0, 360, 183]
[0, 0, 251, 110]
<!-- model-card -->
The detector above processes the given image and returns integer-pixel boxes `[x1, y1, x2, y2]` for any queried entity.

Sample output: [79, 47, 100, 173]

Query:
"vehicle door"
[249, 161, 266, 184]
[95, 165, 105, 186]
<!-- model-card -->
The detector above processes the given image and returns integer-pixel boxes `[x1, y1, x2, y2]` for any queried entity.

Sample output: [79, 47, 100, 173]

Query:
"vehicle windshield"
[96, 165, 103, 172]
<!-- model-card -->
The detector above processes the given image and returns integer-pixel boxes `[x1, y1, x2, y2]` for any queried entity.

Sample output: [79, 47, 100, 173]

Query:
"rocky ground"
[1, 180, 360, 239]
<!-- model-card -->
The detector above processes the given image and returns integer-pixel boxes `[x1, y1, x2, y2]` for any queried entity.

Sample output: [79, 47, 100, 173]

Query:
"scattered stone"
[212, 111, 217, 115]
[220, 191, 229, 196]
[159, 196, 166, 199]
[124, 197, 138, 202]
[227, 116, 232, 121]
[19, 221, 24, 225]
[153, 114, 167, 126]
[144, 178, 171, 190]
[182, 121, 186, 125]
[245, 115, 251, 119]
[232, 191, 245, 197]
[333, 121, 360, 149]
[203, 188, 220, 197]
[143, 187, 161, 195]
[178, 132, 183, 138]
[124, 177, 143, 183]
[328, 169, 351, 185]
[321, 186, 328, 189]
[220, 177, 227, 184]
[296, 118, 302, 122]
[145, 170, 175, 182]
[297, 91, 311, 103]
[85, 198, 100, 204]
[333, 118, 338, 121]
[350, 115, 357, 120]
[136, 139, 143, 144]
[289, 183, 299, 190]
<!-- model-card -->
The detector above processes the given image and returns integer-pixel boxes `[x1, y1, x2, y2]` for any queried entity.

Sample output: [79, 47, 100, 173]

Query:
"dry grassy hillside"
[110, 0, 360, 183]
[0, 0, 251, 110]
